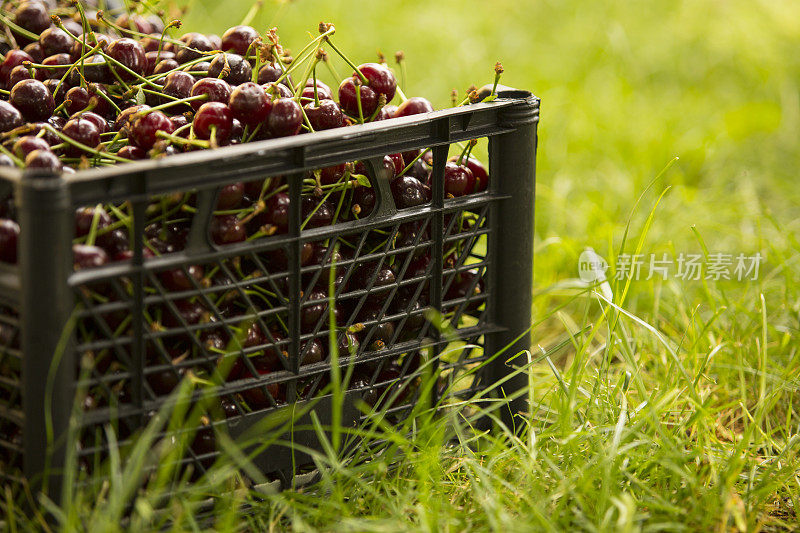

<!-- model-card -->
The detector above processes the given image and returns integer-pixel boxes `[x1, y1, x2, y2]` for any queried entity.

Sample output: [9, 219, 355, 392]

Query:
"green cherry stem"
[0, 145, 24, 168]
[43, 125, 133, 163]
[155, 130, 210, 149]
[324, 38, 368, 85]
[396, 147, 430, 178]
[139, 94, 208, 115]
[0, 13, 38, 41]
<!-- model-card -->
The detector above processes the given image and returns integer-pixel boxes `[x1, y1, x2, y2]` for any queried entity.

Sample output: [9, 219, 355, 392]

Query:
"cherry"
[147, 365, 183, 396]
[113, 104, 150, 131]
[116, 145, 147, 160]
[463, 156, 489, 192]
[0, 102, 24, 133]
[300, 196, 333, 228]
[190, 425, 216, 469]
[190, 78, 232, 111]
[300, 79, 333, 102]
[228, 82, 270, 127]
[73, 244, 109, 270]
[82, 54, 114, 84]
[338, 77, 378, 118]
[301, 338, 325, 365]
[13, 2, 51, 40]
[193, 101, 233, 144]
[240, 364, 283, 409]
[139, 34, 164, 53]
[37, 53, 72, 80]
[0, 50, 34, 85]
[73, 111, 109, 134]
[25, 149, 63, 168]
[391, 175, 429, 209]
[266, 98, 302, 137]
[106, 38, 147, 81]
[116, 14, 153, 35]
[186, 61, 211, 77]
[130, 110, 174, 150]
[39, 27, 74, 57]
[7, 65, 34, 88]
[22, 43, 44, 63]
[69, 33, 113, 60]
[61, 117, 101, 157]
[319, 163, 346, 186]
[159, 264, 204, 292]
[162, 299, 207, 328]
[174, 33, 215, 64]
[385, 153, 404, 176]
[0, 220, 20, 264]
[443, 162, 475, 197]
[221, 25, 259, 56]
[10, 79, 54, 121]
[304, 99, 343, 131]
[353, 183, 376, 217]
[208, 53, 252, 86]
[216, 182, 244, 209]
[374, 105, 397, 121]
[75, 206, 112, 237]
[162, 70, 195, 105]
[263, 192, 290, 231]
[148, 53, 177, 75]
[395, 97, 434, 117]
[263, 81, 293, 99]
[96, 229, 130, 257]
[445, 269, 484, 314]
[257, 63, 292, 86]
[12, 136, 50, 159]
[300, 290, 337, 332]
[358, 303, 395, 349]
[210, 214, 246, 245]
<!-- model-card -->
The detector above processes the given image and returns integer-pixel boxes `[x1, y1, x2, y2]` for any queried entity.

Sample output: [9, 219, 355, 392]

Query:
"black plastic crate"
[0, 88, 538, 494]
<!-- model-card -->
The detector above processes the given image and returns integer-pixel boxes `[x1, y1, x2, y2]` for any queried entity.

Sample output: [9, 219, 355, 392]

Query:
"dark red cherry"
[265, 192, 290, 231]
[304, 99, 343, 131]
[22, 42, 44, 63]
[301, 196, 333, 228]
[10, 79, 54, 121]
[162, 299, 207, 328]
[37, 53, 72, 80]
[0, 220, 20, 264]
[353, 184, 376, 217]
[463, 156, 489, 192]
[0, 102, 23, 134]
[374, 104, 397, 121]
[162, 70, 195, 105]
[159, 264, 204, 292]
[300, 290, 336, 333]
[81, 54, 112, 84]
[74, 206, 112, 237]
[114, 104, 150, 131]
[139, 33, 164, 53]
[96, 228, 129, 257]
[130, 110, 174, 150]
[338, 77, 378, 118]
[39, 27, 74, 57]
[266, 98, 302, 137]
[208, 53, 252, 86]
[106, 38, 147, 81]
[12, 136, 50, 159]
[263, 82, 292, 99]
[147, 52, 176, 75]
[174, 33, 214, 64]
[117, 145, 147, 160]
[319, 163, 346, 186]
[300, 79, 333, 102]
[7, 65, 34, 88]
[394, 97, 434, 117]
[257, 63, 292, 86]
[216, 182, 244, 209]
[0, 50, 34, 85]
[385, 153, 404, 176]
[301, 338, 325, 365]
[228, 82, 270, 127]
[24, 149, 62, 171]
[210, 214, 246, 245]
[73, 244, 109, 270]
[357, 63, 397, 101]
[14, 2, 51, 40]
[115, 14, 153, 34]
[190, 78, 232, 110]
[443, 162, 476, 197]
[358, 304, 396, 349]
[221, 25, 259, 56]
[72, 111, 108, 135]
[193, 101, 233, 144]
[391, 175, 429, 208]
[61, 117, 100, 157]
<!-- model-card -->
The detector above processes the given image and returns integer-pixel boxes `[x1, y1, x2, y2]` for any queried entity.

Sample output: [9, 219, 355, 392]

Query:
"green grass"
[5, 0, 800, 530]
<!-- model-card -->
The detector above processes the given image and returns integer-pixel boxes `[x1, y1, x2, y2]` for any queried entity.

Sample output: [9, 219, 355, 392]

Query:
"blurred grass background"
[36, 0, 799, 529]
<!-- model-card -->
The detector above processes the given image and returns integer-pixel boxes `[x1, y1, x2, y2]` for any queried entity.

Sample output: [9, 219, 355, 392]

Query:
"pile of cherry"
[0, 1, 494, 472]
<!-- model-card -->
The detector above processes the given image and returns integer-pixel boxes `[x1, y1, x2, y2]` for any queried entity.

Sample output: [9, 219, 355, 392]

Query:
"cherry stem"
[43, 124, 133, 163]
[0, 13, 38, 41]
[156, 130, 209, 148]
[0, 144, 24, 168]
[396, 148, 430, 178]
[395, 85, 408, 103]
[140, 94, 208, 115]
[85, 203, 103, 246]
[313, 68, 320, 107]
[367, 94, 387, 122]
[141, 56, 211, 83]
[96, 11, 185, 48]
[457, 139, 476, 165]
[97, 50, 161, 89]
[354, 82, 364, 124]
[240, 0, 263, 27]
[0, 89, 8, 96]
[325, 39, 368, 85]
